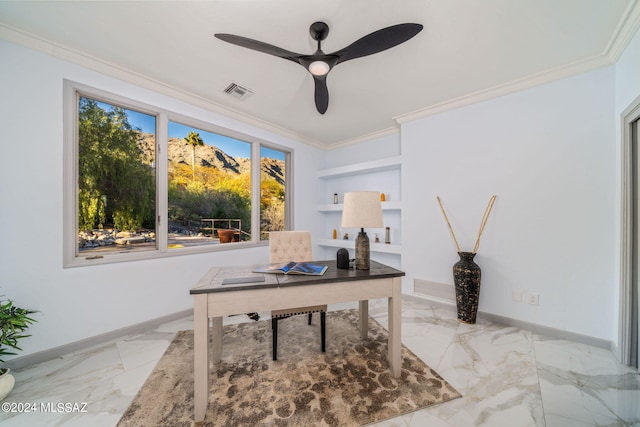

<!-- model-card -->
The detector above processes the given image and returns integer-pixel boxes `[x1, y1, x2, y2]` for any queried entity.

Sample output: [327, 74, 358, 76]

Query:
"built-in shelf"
[317, 156, 401, 179]
[318, 156, 402, 258]
[317, 200, 402, 212]
[317, 238, 402, 255]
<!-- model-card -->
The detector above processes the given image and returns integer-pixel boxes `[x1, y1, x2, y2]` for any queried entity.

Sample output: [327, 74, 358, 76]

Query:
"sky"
[100, 101, 284, 161]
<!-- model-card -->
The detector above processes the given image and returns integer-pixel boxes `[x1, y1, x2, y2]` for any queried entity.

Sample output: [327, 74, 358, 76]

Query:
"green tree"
[260, 177, 284, 235]
[78, 98, 155, 230]
[184, 131, 204, 183]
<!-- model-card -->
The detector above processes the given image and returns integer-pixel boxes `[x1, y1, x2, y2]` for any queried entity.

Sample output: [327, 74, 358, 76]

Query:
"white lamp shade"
[341, 191, 383, 228]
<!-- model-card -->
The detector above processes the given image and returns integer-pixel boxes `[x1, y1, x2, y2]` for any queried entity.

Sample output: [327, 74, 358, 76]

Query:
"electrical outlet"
[512, 290, 523, 302]
[526, 292, 540, 306]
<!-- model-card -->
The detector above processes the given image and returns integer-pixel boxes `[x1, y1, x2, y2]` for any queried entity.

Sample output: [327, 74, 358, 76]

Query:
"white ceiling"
[0, 0, 638, 148]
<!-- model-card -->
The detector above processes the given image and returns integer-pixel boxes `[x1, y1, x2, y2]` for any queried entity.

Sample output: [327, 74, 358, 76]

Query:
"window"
[167, 121, 252, 248]
[64, 81, 291, 266]
[260, 146, 287, 240]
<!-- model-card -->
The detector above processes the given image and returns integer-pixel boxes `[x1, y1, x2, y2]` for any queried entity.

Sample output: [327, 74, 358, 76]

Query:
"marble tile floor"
[1, 297, 638, 427]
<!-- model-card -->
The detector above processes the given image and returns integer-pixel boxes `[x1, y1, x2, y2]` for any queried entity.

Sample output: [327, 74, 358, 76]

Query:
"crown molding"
[325, 125, 399, 151]
[394, 53, 612, 125]
[605, 0, 640, 62]
[395, 1, 640, 125]
[0, 23, 326, 150]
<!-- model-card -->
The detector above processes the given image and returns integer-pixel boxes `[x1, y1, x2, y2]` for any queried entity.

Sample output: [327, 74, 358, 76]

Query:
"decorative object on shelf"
[332, 229, 337, 239]
[343, 233, 349, 240]
[333, 193, 338, 204]
[336, 248, 350, 269]
[341, 191, 383, 270]
[385, 227, 391, 244]
[436, 195, 497, 324]
[380, 193, 386, 202]
[375, 233, 380, 243]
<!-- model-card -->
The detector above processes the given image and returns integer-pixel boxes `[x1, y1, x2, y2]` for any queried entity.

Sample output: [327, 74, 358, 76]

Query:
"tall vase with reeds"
[437, 195, 496, 324]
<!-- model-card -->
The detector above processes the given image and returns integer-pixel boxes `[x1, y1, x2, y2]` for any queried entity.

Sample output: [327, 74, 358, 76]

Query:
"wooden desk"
[189, 260, 405, 422]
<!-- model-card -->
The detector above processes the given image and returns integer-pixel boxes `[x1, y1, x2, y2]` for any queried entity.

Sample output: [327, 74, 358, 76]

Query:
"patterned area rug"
[117, 309, 460, 426]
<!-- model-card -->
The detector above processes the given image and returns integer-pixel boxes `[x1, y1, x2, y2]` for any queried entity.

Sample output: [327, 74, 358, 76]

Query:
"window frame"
[63, 80, 292, 267]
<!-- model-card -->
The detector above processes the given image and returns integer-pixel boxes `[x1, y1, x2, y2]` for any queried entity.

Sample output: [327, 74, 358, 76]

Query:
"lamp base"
[355, 229, 370, 270]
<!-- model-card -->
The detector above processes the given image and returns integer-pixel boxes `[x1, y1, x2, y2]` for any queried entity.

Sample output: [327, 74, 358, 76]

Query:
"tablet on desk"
[221, 276, 266, 285]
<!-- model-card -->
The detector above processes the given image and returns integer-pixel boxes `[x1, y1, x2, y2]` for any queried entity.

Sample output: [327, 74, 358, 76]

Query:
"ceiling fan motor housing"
[310, 22, 329, 41]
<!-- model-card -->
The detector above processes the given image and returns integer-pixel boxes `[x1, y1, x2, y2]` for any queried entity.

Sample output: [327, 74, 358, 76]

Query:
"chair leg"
[308, 312, 312, 325]
[272, 318, 278, 361]
[320, 311, 326, 353]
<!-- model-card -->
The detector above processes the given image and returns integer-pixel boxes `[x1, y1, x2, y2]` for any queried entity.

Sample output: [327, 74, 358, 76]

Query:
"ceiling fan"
[214, 22, 423, 114]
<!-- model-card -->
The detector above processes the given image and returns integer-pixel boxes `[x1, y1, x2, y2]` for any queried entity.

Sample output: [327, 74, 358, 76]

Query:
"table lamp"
[341, 191, 383, 270]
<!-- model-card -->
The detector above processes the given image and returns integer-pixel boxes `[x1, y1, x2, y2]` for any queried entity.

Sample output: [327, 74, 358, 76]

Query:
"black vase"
[453, 252, 481, 324]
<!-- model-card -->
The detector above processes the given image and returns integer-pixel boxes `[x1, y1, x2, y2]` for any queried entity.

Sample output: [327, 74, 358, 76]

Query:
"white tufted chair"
[269, 231, 313, 264]
[269, 231, 326, 360]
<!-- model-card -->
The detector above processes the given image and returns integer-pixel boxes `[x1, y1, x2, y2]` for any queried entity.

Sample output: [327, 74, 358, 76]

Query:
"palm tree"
[184, 131, 204, 182]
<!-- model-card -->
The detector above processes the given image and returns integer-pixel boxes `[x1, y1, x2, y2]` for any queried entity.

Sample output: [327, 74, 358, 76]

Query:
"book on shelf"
[253, 261, 328, 276]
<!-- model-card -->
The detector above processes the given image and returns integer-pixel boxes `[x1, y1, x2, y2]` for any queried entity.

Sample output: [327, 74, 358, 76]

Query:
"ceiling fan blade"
[332, 23, 423, 65]
[215, 33, 301, 63]
[313, 75, 329, 114]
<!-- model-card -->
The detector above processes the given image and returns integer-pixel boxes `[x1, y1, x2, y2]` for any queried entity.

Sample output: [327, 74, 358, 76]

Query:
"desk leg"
[193, 295, 209, 422]
[211, 316, 223, 364]
[359, 300, 369, 339]
[388, 277, 402, 377]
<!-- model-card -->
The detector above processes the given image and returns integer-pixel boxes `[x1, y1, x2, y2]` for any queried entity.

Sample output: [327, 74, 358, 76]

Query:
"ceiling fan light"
[308, 60, 330, 76]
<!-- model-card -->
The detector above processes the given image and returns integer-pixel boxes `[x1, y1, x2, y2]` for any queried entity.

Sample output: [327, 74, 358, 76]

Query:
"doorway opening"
[620, 95, 640, 368]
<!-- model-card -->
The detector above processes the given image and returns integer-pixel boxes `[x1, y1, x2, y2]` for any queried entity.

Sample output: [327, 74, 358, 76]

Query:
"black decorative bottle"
[453, 252, 481, 324]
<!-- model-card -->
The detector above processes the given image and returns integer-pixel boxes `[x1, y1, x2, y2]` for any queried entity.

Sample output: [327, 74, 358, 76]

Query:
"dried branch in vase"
[436, 195, 497, 254]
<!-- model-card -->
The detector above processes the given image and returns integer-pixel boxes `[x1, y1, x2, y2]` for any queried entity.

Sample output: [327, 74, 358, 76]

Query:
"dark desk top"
[190, 260, 405, 294]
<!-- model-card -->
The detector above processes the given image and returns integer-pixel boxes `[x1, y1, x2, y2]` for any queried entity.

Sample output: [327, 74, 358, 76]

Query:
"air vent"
[222, 82, 254, 100]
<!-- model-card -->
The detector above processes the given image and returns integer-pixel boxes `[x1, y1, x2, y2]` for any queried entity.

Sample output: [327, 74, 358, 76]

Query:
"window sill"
[64, 240, 269, 268]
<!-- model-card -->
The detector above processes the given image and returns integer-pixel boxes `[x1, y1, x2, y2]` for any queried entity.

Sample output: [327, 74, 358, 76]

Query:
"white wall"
[0, 40, 324, 359]
[324, 133, 401, 168]
[615, 29, 640, 115]
[401, 66, 617, 341]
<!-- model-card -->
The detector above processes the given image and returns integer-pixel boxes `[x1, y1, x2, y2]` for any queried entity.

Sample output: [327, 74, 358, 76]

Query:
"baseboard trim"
[479, 311, 612, 350]
[7, 294, 615, 370]
[5, 309, 193, 371]
[404, 293, 613, 351]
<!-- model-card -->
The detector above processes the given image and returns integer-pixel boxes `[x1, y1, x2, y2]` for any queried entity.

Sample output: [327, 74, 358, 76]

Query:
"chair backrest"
[269, 231, 312, 263]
